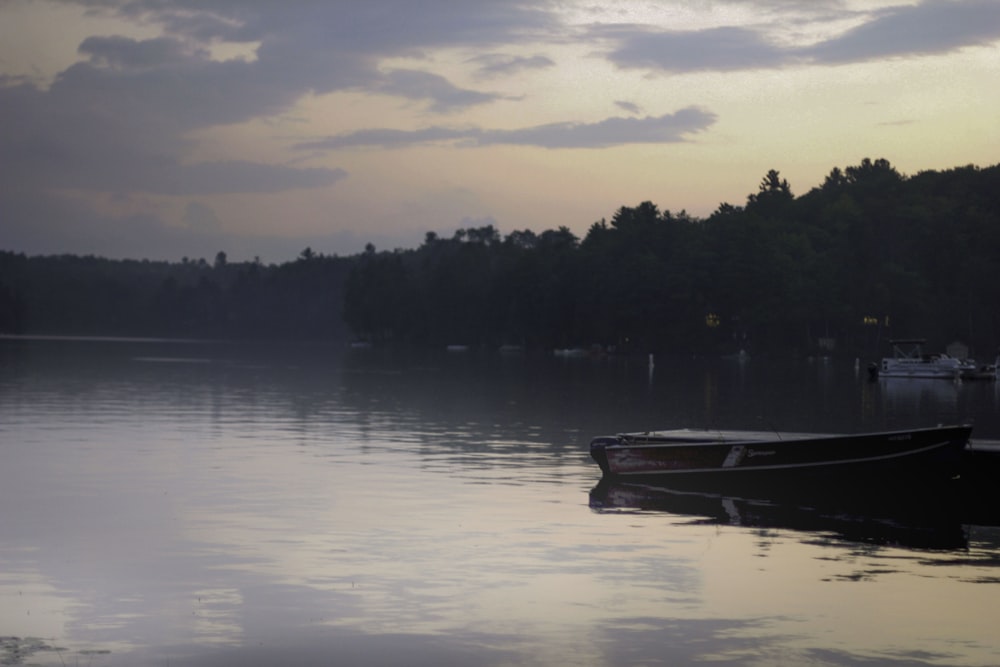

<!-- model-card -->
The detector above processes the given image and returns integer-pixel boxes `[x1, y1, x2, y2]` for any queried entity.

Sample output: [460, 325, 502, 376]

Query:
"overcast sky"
[1, 0, 998, 262]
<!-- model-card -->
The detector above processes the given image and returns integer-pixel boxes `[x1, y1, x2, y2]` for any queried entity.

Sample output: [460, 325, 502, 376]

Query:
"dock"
[963, 438, 1000, 483]
[967, 438, 1000, 457]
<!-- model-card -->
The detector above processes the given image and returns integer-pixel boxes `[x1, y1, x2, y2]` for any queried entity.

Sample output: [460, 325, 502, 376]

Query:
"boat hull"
[589, 425, 971, 488]
[878, 360, 961, 379]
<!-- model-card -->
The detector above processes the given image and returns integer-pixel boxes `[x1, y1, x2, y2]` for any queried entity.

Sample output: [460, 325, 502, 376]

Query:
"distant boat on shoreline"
[868, 339, 962, 379]
[958, 356, 999, 381]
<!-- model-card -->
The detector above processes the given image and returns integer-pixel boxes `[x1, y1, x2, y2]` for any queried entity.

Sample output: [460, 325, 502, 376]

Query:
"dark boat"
[589, 424, 972, 488]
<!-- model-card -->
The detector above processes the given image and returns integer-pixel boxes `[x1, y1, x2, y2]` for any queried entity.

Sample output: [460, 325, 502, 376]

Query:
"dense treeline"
[1, 159, 998, 357]
[0, 249, 351, 340]
[345, 159, 1000, 358]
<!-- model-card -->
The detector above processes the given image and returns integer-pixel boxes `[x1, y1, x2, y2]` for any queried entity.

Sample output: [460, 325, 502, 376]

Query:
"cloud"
[600, 25, 789, 72]
[296, 127, 473, 151]
[596, 1, 1000, 74]
[56, 1, 566, 120]
[801, 0, 1000, 64]
[0, 36, 348, 197]
[479, 107, 718, 148]
[615, 100, 642, 115]
[0, 79, 347, 195]
[467, 53, 557, 78]
[376, 69, 504, 112]
[0, 2, 567, 202]
[296, 107, 718, 150]
[78, 34, 207, 68]
[91, 1, 563, 60]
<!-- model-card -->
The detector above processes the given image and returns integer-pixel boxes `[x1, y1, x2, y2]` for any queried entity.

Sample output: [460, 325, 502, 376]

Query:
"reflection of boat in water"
[878, 376, 959, 412]
[868, 339, 962, 379]
[960, 439, 1000, 527]
[589, 424, 971, 487]
[589, 478, 974, 550]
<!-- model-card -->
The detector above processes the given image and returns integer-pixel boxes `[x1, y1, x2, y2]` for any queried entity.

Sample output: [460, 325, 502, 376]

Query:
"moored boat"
[589, 424, 972, 486]
[959, 356, 999, 381]
[869, 339, 962, 379]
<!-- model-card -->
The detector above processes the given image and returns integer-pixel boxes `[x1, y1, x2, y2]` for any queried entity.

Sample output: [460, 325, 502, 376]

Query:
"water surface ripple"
[2, 338, 999, 666]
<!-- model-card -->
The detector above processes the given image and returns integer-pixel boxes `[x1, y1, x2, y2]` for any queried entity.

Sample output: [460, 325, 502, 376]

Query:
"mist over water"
[2, 338, 999, 666]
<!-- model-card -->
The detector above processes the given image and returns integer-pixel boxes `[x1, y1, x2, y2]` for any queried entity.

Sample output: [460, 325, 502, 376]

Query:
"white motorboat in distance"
[870, 339, 962, 379]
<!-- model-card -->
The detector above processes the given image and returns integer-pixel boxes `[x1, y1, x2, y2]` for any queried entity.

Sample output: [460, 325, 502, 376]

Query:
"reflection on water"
[2, 338, 1000, 666]
[878, 376, 961, 421]
[589, 478, 981, 551]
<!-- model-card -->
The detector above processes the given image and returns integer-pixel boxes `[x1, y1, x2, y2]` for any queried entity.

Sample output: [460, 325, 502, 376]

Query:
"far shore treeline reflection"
[2, 159, 999, 358]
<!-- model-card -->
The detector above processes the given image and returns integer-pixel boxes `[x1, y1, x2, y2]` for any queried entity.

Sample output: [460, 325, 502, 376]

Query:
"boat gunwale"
[614, 430, 832, 447]
[601, 438, 962, 477]
[609, 425, 970, 449]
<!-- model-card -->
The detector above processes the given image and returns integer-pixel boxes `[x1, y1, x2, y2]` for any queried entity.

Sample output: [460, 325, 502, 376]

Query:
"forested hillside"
[0, 250, 351, 341]
[2, 159, 998, 357]
[344, 159, 1000, 357]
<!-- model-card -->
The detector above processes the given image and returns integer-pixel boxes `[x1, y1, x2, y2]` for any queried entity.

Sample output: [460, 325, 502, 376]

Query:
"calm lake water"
[2, 337, 999, 666]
